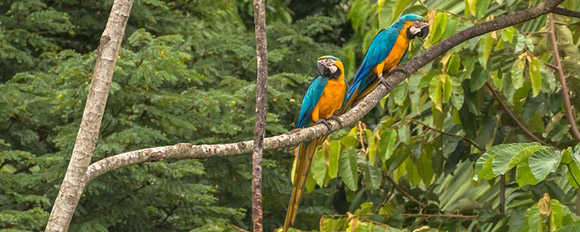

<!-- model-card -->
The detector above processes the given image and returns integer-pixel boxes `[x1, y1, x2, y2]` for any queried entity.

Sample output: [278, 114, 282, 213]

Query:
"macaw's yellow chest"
[375, 32, 410, 75]
[311, 79, 346, 123]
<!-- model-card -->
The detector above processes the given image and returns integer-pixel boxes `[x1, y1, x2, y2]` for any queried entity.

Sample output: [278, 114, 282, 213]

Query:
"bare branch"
[485, 83, 552, 147]
[46, 0, 133, 231]
[383, 171, 426, 208]
[551, 7, 580, 18]
[85, 0, 565, 183]
[252, 0, 268, 230]
[548, 13, 580, 142]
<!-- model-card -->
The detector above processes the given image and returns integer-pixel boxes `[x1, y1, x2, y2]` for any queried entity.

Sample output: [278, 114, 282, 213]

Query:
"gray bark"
[45, 0, 133, 231]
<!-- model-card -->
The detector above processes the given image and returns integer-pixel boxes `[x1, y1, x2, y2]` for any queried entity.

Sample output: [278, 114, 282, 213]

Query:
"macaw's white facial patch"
[319, 58, 338, 73]
[409, 21, 429, 35]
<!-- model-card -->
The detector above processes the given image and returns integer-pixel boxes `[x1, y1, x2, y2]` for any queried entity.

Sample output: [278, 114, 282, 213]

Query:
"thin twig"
[485, 82, 551, 146]
[551, 7, 580, 18]
[406, 118, 483, 151]
[382, 171, 426, 208]
[548, 13, 580, 142]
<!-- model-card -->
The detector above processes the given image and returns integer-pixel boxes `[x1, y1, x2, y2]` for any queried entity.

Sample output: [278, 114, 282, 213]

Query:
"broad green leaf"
[378, 128, 397, 163]
[482, 34, 494, 66]
[363, 163, 382, 190]
[491, 143, 537, 175]
[529, 148, 560, 181]
[511, 59, 524, 89]
[339, 147, 358, 191]
[378, 0, 396, 28]
[475, 0, 490, 19]
[441, 16, 458, 41]
[451, 83, 464, 109]
[517, 162, 539, 187]
[429, 74, 443, 109]
[392, 81, 408, 106]
[530, 57, 542, 97]
[558, 225, 580, 232]
[312, 149, 328, 187]
[442, 74, 452, 103]
[398, 126, 410, 145]
[391, 0, 413, 23]
[469, 65, 488, 92]
[430, 12, 447, 44]
[474, 150, 495, 181]
[405, 158, 421, 186]
[467, 0, 477, 17]
[507, 144, 544, 170]
[416, 152, 433, 185]
[420, 70, 441, 89]
[502, 26, 515, 42]
[477, 156, 495, 181]
[446, 55, 461, 76]
[328, 140, 340, 178]
[341, 127, 359, 148]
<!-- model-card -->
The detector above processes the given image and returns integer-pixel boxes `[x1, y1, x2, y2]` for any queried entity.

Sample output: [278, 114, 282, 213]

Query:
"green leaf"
[451, 82, 464, 109]
[482, 34, 495, 67]
[446, 55, 461, 76]
[339, 147, 358, 191]
[470, 65, 488, 92]
[441, 16, 458, 41]
[529, 148, 561, 181]
[416, 152, 433, 185]
[510, 59, 524, 89]
[363, 163, 382, 190]
[392, 81, 408, 106]
[429, 74, 443, 108]
[391, 0, 413, 23]
[328, 140, 340, 178]
[530, 57, 542, 97]
[517, 162, 539, 187]
[491, 143, 538, 175]
[442, 74, 453, 103]
[475, 0, 490, 19]
[398, 126, 410, 145]
[478, 156, 496, 181]
[430, 12, 447, 44]
[405, 157, 421, 186]
[378, 128, 397, 163]
[467, 0, 477, 17]
[306, 168, 316, 192]
[378, 0, 396, 28]
[502, 26, 515, 42]
[558, 225, 580, 232]
[312, 149, 328, 187]
[507, 145, 544, 170]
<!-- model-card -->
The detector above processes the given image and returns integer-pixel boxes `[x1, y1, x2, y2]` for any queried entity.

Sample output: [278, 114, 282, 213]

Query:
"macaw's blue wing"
[296, 76, 328, 128]
[344, 28, 399, 109]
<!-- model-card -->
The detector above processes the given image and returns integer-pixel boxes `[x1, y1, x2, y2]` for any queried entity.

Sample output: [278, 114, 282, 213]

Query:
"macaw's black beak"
[318, 61, 331, 77]
[418, 26, 429, 39]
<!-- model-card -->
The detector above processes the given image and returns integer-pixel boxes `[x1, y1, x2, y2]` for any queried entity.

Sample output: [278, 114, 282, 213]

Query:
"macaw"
[283, 55, 347, 232]
[342, 14, 429, 112]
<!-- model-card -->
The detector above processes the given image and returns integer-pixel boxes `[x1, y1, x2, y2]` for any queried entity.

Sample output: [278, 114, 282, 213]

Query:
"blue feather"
[296, 76, 328, 128]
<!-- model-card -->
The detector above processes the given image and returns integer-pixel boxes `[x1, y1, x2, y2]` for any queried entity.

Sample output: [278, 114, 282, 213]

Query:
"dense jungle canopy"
[2, 0, 580, 231]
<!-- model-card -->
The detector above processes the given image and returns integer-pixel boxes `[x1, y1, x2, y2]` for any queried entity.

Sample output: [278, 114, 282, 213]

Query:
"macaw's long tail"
[283, 136, 326, 232]
[340, 77, 379, 114]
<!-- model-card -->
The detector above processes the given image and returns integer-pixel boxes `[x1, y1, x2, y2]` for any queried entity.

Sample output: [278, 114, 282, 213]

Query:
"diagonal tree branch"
[551, 7, 580, 18]
[485, 82, 551, 146]
[548, 13, 580, 142]
[46, 0, 133, 231]
[85, 0, 565, 183]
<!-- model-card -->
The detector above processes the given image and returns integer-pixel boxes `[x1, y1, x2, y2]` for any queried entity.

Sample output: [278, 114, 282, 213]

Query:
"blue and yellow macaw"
[342, 14, 429, 112]
[283, 55, 347, 232]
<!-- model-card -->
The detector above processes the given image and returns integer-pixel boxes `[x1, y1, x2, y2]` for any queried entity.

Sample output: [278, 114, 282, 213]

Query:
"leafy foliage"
[2, 0, 580, 231]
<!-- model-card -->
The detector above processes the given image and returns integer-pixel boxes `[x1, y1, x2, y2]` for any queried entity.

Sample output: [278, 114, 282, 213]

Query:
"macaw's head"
[398, 14, 429, 39]
[317, 55, 344, 80]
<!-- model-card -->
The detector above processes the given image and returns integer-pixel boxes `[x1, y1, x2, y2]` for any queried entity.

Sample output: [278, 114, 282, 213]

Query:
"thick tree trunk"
[45, 0, 133, 231]
[252, 0, 268, 230]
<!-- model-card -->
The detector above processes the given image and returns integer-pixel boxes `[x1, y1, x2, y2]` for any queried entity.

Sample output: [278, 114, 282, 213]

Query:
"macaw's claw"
[328, 115, 343, 128]
[314, 119, 332, 131]
[389, 67, 408, 76]
[378, 74, 391, 90]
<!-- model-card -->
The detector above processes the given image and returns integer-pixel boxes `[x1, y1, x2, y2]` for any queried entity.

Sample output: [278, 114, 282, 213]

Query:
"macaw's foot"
[389, 67, 409, 76]
[314, 119, 332, 131]
[378, 74, 392, 90]
[327, 115, 343, 128]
